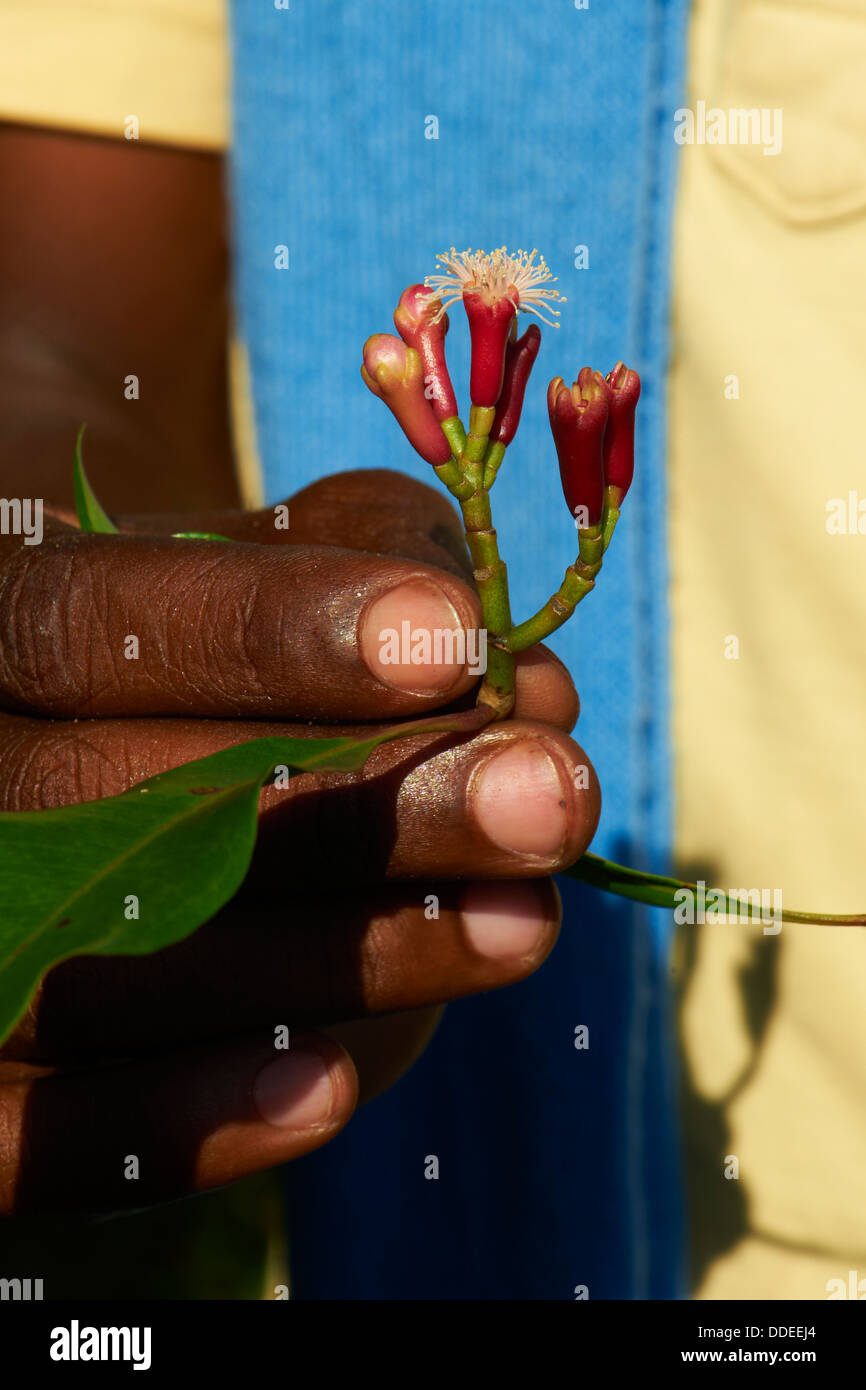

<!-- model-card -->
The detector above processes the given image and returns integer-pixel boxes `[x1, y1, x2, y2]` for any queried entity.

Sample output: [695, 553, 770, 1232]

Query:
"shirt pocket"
[707, 0, 866, 224]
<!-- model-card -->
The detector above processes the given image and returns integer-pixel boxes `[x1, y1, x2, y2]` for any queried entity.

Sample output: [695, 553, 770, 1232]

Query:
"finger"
[40, 474, 580, 726]
[251, 720, 598, 883]
[0, 713, 599, 879]
[0, 527, 484, 718]
[8, 879, 562, 1063]
[0, 1033, 357, 1215]
[322, 1007, 444, 1105]
[513, 645, 579, 731]
[115, 468, 474, 579]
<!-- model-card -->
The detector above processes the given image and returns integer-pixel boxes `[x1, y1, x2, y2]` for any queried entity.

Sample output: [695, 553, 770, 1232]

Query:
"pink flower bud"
[491, 324, 542, 446]
[600, 362, 641, 500]
[393, 285, 458, 423]
[463, 288, 516, 408]
[548, 373, 609, 528]
[361, 334, 452, 466]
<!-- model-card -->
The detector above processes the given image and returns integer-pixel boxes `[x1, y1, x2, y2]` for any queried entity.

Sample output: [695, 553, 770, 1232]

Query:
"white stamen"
[424, 246, 565, 326]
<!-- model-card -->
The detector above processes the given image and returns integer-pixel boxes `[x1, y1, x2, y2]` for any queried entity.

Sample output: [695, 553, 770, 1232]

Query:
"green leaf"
[73, 425, 118, 533]
[72, 434, 232, 542]
[169, 532, 234, 542]
[0, 707, 491, 1045]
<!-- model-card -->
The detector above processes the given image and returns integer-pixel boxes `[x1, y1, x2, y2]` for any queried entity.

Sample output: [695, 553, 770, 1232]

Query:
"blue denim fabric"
[228, 0, 689, 1299]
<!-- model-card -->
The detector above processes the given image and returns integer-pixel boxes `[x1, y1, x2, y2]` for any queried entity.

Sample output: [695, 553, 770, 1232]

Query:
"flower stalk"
[362, 248, 636, 720]
[565, 853, 866, 927]
[454, 405, 515, 716]
[57, 251, 853, 962]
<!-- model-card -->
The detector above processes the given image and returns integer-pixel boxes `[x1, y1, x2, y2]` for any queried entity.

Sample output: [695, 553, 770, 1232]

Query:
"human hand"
[0, 468, 599, 1214]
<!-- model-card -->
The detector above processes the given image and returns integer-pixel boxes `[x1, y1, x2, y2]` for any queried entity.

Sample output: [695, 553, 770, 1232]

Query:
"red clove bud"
[600, 362, 641, 502]
[548, 373, 609, 528]
[463, 288, 516, 408]
[393, 285, 459, 424]
[491, 323, 542, 446]
[361, 334, 452, 466]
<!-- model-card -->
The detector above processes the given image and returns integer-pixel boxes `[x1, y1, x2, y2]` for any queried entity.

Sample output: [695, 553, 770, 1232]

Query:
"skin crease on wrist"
[0, 123, 600, 1210]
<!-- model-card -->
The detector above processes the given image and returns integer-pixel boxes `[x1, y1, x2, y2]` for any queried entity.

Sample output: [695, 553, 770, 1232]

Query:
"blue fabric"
[228, 0, 689, 1298]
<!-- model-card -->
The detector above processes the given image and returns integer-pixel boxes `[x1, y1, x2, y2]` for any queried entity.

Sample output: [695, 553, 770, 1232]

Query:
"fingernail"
[461, 880, 560, 959]
[253, 1047, 336, 1129]
[471, 741, 570, 858]
[359, 578, 468, 693]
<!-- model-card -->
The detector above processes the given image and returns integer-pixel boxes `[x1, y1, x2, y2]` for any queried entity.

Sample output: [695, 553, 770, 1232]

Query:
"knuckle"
[0, 537, 111, 715]
[0, 537, 269, 716]
[188, 553, 269, 702]
[357, 907, 406, 1006]
[0, 721, 131, 810]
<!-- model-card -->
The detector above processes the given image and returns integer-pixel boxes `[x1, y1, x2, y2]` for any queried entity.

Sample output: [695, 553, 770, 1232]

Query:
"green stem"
[601, 507, 620, 552]
[601, 484, 622, 552]
[564, 853, 866, 927]
[433, 456, 475, 502]
[577, 524, 603, 567]
[461, 404, 493, 489]
[483, 440, 506, 489]
[505, 545, 603, 653]
[458, 405, 515, 718]
[440, 415, 467, 462]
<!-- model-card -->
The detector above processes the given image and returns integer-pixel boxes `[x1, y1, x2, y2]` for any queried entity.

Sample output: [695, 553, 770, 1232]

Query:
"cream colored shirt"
[0, 0, 229, 149]
[670, 0, 866, 1298]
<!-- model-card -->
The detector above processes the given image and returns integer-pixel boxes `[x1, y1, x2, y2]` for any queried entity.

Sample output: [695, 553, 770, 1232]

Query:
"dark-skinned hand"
[0, 468, 600, 1215]
[0, 125, 599, 1218]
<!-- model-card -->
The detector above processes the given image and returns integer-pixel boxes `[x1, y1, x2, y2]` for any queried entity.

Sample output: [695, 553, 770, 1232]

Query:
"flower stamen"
[424, 247, 564, 326]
